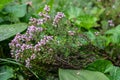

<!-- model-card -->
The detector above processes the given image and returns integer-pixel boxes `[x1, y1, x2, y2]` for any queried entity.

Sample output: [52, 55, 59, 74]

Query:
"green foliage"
[109, 66, 120, 80]
[0, 0, 13, 10]
[86, 60, 120, 80]
[86, 60, 113, 73]
[99, 0, 120, 27]
[5, 4, 27, 18]
[1, 0, 120, 80]
[105, 25, 120, 44]
[0, 66, 14, 80]
[67, 7, 98, 30]
[86, 31, 108, 49]
[0, 23, 27, 41]
[76, 15, 98, 30]
[0, 58, 40, 80]
[66, 1, 104, 30]
[0, 1, 31, 23]
[59, 69, 109, 80]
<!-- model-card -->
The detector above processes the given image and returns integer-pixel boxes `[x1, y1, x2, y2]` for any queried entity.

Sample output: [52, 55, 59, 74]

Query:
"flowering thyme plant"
[9, 5, 65, 69]
[9, 25, 54, 67]
[9, 4, 90, 78]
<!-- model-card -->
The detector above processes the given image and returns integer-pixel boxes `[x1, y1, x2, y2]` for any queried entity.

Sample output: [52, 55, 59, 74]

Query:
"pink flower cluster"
[9, 25, 53, 68]
[34, 36, 53, 51]
[29, 5, 51, 25]
[44, 5, 50, 12]
[9, 5, 65, 68]
[9, 25, 43, 49]
[29, 17, 37, 25]
[53, 12, 65, 26]
[108, 20, 114, 26]
[29, 5, 65, 27]
[25, 53, 36, 68]
[68, 30, 75, 36]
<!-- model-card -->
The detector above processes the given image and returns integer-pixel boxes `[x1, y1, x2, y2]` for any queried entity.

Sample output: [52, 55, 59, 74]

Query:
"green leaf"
[59, 69, 110, 80]
[76, 15, 98, 29]
[109, 66, 120, 80]
[0, 23, 27, 41]
[0, 66, 14, 80]
[86, 60, 113, 73]
[5, 4, 27, 17]
[0, 0, 13, 10]
[105, 25, 120, 44]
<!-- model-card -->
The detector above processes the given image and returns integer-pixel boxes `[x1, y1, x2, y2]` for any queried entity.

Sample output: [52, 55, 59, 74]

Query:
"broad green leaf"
[109, 66, 120, 80]
[59, 69, 109, 80]
[5, 4, 27, 17]
[76, 15, 98, 29]
[105, 25, 120, 44]
[0, 0, 13, 10]
[0, 66, 14, 80]
[0, 23, 27, 41]
[86, 60, 113, 73]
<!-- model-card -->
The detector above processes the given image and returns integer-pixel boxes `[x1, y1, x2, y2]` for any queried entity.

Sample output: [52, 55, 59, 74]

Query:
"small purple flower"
[15, 53, 20, 61]
[37, 27, 43, 32]
[94, 32, 99, 36]
[27, 25, 43, 33]
[38, 12, 44, 17]
[21, 44, 26, 51]
[34, 36, 53, 52]
[10, 53, 14, 57]
[21, 44, 33, 51]
[53, 12, 65, 26]
[108, 20, 114, 26]
[30, 54, 36, 60]
[38, 13, 50, 25]
[28, 25, 37, 33]
[44, 5, 50, 12]
[9, 33, 23, 48]
[37, 5, 51, 26]
[37, 19, 44, 25]
[34, 44, 41, 51]
[29, 17, 37, 24]
[43, 14, 50, 19]
[25, 58, 31, 68]
[68, 31, 75, 36]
